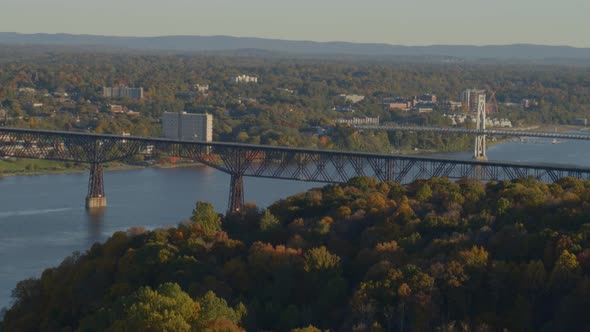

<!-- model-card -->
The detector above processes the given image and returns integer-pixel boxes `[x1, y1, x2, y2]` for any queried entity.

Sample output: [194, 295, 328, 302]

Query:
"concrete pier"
[86, 196, 107, 209]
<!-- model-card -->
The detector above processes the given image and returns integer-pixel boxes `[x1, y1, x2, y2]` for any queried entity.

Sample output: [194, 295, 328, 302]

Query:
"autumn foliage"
[4, 176, 590, 331]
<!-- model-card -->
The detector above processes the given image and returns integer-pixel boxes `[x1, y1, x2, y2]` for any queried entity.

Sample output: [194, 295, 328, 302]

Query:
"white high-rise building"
[162, 112, 213, 142]
[461, 89, 486, 112]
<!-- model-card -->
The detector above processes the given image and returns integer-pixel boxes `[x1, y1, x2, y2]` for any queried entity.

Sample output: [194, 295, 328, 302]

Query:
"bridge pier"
[228, 174, 244, 214]
[86, 163, 106, 209]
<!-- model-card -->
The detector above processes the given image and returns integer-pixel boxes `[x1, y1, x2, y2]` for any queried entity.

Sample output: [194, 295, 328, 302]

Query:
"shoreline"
[0, 162, 206, 178]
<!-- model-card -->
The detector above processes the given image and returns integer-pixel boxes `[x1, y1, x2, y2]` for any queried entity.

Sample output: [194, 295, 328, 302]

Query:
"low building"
[276, 88, 294, 94]
[574, 118, 587, 126]
[445, 101, 463, 112]
[332, 106, 355, 113]
[338, 94, 365, 104]
[416, 93, 437, 103]
[102, 86, 144, 99]
[522, 98, 539, 109]
[194, 84, 209, 94]
[18, 87, 36, 94]
[485, 118, 512, 128]
[415, 104, 434, 113]
[24, 102, 43, 108]
[108, 104, 125, 113]
[443, 113, 512, 128]
[229, 75, 258, 84]
[334, 116, 380, 126]
[383, 97, 411, 111]
[52, 91, 69, 98]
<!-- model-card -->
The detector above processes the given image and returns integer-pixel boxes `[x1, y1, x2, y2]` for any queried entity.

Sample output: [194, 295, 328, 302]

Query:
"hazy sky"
[2, 0, 589, 47]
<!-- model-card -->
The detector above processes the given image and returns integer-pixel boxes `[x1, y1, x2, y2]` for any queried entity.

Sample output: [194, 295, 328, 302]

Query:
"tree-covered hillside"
[3, 176, 590, 331]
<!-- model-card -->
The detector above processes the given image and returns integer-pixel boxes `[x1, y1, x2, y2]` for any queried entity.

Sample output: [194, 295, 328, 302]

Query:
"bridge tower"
[473, 94, 487, 161]
[86, 162, 107, 209]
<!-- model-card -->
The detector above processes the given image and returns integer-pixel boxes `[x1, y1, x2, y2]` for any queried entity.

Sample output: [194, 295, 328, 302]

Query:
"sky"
[1, 0, 589, 47]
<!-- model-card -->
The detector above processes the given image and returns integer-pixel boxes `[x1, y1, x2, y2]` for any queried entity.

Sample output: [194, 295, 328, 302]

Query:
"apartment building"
[162, 112, 213, 142]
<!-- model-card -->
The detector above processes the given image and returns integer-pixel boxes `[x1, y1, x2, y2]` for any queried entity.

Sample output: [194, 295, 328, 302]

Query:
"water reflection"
[85, 207, 105, 245]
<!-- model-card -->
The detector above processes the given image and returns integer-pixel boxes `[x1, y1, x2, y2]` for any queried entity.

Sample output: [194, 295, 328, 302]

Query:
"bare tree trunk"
[399, 302, 405, 332]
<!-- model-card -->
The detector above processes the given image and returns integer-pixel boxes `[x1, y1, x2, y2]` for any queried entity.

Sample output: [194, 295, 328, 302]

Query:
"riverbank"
[0, 160, 206, 177]
[512, 124, 587, 132]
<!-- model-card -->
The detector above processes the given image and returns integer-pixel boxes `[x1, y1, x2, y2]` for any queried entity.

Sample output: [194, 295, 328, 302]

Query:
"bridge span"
[353, 125, 590, 141]
[1, 127, 589, 213]
[353, 123, 590, 162]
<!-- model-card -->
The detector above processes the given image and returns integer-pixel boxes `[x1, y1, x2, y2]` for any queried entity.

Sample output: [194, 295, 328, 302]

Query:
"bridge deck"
[1, 126, 589, 185]
[1, 126, 588, 171]
[353, 124, 590, 141]
[2, 126, 590, 212]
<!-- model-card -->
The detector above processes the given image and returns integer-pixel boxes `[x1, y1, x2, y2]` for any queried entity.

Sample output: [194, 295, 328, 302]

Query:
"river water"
[1, 136, 590, 309]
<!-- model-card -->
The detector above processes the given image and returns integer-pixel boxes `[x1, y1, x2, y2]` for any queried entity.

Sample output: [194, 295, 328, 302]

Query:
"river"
[1, 136, 590, 309]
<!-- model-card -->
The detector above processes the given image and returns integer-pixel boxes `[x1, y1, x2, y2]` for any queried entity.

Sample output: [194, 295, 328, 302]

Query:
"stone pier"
[85, 196, 107, 209]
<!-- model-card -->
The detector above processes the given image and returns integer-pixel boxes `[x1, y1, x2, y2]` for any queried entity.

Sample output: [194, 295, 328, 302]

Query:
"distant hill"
[1, 32, 590, 61]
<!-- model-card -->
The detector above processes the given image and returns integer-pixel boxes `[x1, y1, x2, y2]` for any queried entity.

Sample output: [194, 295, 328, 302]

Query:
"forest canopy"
[3, 176, 590, 331]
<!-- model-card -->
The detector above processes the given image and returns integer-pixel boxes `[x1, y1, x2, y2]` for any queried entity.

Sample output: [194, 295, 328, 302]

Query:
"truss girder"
[0, 128, 589, 185]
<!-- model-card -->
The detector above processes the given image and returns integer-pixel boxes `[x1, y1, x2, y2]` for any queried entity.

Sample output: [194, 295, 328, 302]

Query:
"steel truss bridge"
[353, 125, 590, 141]
[1, 127, 590, 213]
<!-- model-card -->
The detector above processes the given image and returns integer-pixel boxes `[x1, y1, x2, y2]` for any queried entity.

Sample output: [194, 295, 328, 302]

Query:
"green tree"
[415, 184, 433, 202]
[459, 246, 489, 270]
[551, 250, 581, 289]
[303, 246, 341, 273]
[553, 250, 580, 275]
[259, 209, 280, 232]
[195, 291, 246, 330]
[496, 197, 510, 215]
[397, 283, 412, 332]
[106, 283, 200, 332]
[191, 201, 222, 234]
